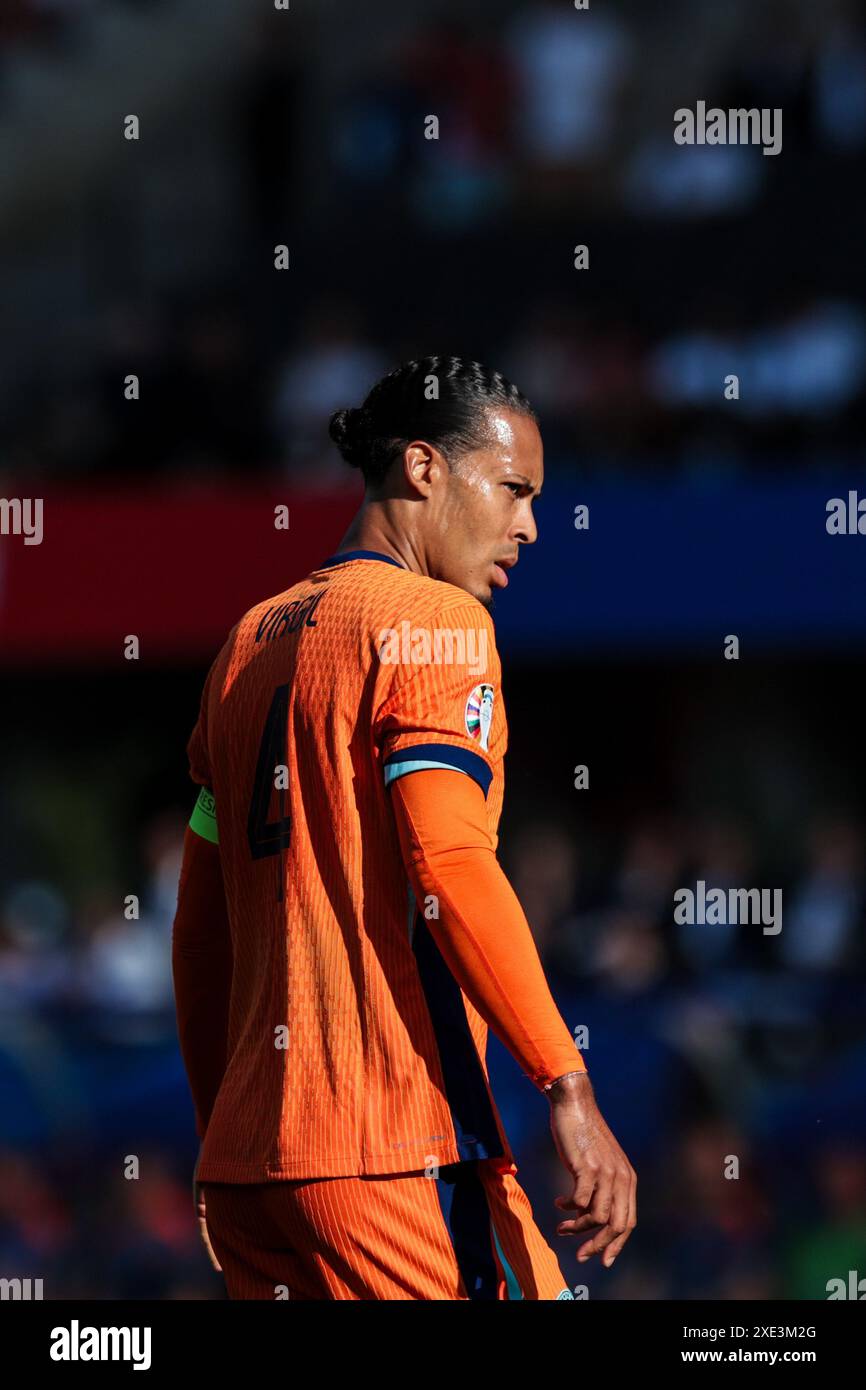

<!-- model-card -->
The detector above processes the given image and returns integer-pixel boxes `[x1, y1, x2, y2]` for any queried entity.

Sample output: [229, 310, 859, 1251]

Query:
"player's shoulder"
[380, 570, 500, 650]
[373, 571, 502, 694]
[313, 556, 496, 626]
[402, 572, 495, 624]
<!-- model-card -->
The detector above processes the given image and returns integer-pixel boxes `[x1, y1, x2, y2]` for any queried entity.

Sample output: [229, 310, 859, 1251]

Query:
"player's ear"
[403, 440, 442, 497]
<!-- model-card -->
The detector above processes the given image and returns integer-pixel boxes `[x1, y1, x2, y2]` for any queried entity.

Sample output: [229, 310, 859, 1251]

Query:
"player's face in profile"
[433, 409, 543, 609]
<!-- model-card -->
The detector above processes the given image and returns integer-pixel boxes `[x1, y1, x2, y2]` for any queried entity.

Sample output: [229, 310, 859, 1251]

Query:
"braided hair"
[328, 355, 537, 489]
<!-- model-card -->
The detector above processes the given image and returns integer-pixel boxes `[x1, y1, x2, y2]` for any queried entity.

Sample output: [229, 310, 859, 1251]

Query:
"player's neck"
[334, 505, 426, 577]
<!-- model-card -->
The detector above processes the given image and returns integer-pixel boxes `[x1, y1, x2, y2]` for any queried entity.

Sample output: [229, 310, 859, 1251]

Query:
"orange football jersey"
[188, 550, 531, 1181]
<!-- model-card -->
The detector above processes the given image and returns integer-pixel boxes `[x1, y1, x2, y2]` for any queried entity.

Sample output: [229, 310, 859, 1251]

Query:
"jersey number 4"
[247, 682, 293, 860]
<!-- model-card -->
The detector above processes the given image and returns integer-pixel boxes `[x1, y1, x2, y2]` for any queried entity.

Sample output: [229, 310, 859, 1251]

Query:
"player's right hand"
[193, 1145, 223, 1273]
[547, 1071, 636, 1269]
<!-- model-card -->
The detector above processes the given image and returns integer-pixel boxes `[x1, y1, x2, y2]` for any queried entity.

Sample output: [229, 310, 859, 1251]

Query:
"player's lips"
[491, 556, 518, 588]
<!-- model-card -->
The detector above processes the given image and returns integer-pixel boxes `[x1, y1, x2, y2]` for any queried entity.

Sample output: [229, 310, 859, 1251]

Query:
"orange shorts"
[202, 1158, 575, 1301]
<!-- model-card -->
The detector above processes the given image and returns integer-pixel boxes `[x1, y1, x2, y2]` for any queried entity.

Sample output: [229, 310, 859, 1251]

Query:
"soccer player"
[172, 355, 636, 1300]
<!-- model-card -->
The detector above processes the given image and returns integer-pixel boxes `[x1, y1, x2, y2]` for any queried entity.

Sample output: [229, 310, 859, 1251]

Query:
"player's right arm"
[377, 596, 636, 1267]
[390, 768, 636, 1267]
[389, 766, 585, 1091]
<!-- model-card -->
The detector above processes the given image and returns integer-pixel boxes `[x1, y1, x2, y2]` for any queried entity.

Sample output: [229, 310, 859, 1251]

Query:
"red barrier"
[0, 484, 361, 664]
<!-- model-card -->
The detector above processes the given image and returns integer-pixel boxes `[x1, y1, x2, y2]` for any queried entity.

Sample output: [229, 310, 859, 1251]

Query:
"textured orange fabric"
[201, 1158, 573, 1300]
[175, 552, 582, 1183]
[390, 769, 586, 1090]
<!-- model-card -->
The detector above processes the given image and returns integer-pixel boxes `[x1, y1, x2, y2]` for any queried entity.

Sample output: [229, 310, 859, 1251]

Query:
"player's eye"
[504, 481, 523, 496]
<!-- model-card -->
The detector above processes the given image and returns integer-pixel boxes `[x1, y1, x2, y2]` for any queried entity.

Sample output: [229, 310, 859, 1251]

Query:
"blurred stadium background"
[2, 0, 866, 1299]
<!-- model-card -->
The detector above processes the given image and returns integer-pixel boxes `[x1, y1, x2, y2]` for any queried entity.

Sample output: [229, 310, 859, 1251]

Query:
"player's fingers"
[554, 1193, 584, 1212]
[198, 1215, 223, 1272]
[595, 1206, 636, 1267]
[584, 1168, 615, 1230]
[194, 1180, 223, 1273]
[601, 1169, 630, 1252]
[564, 1166, 598, 1213]
[576, 1224, 618, 1263]
[600, 1172, 638, 1267]
[598, 1228, 630, 1267]
[556, 1212, 600, 1235]
[577, 1169, 634, 1265]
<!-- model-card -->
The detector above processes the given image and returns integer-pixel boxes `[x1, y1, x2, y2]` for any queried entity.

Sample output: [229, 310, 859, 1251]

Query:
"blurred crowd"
[0, 0, 157, 53]
[11, 287, 866, 488]
[3, 0, 866, 482]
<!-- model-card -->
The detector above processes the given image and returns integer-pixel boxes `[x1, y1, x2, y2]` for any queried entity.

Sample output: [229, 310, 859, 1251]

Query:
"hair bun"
[328, 406, 367, 467]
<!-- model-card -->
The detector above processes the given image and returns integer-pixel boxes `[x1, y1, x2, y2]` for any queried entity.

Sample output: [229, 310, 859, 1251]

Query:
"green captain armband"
[189, 785, 218, 844]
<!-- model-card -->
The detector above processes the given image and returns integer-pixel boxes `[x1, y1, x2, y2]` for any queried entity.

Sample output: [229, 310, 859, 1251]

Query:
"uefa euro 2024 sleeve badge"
[465, 683, 495, 752]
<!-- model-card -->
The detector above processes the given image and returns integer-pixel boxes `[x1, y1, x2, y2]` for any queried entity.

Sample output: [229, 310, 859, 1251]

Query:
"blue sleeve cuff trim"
[383, 742, 493, 797]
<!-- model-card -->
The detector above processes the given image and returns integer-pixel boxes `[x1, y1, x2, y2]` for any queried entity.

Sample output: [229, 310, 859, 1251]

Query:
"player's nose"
[512, 504, 538, 546]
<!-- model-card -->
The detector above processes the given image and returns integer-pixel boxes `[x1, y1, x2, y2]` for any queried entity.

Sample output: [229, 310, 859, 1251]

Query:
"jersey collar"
[317, 549, 405, 570]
